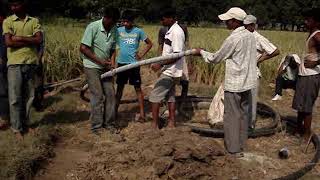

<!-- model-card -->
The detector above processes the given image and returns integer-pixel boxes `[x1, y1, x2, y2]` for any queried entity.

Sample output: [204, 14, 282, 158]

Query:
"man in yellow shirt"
[3, 0, 42, 139]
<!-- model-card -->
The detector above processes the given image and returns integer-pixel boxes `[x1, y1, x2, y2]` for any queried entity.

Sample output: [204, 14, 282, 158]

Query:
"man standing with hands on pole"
[149, 8, 185, 129]
[80, 8, 120, 135]
[195, 7, 257, 156]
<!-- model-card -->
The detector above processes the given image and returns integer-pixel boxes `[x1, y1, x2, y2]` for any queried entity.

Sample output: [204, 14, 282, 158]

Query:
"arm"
[199, 37, 236, 64]
[277, 63, 287, 76]
[5, 33, 29, 48]
[137, 38, 153, 60]
[257, 48, 280, 64]
[80, 44, 110, 66]
[110, 49, 116, 68]
[304, 33, 320, 68]
[158, 44, 163, 56]
[11, 31, 42, 45]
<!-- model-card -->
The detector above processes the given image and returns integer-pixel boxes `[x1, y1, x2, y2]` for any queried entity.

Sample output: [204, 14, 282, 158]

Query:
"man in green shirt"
[80, 7, 120, 135]
[3, 0, 42, 139]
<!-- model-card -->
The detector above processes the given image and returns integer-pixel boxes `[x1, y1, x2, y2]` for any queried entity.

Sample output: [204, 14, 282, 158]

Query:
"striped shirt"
[200, 26, 257, 92]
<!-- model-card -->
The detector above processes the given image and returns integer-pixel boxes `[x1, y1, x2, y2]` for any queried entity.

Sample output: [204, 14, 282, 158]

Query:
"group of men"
[80, 8, 190, 133]
[195, 7, 320, 156]
[1, 0, 319, 156]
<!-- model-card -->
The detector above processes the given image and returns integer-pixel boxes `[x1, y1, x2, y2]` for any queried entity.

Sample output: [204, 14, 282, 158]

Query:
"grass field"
[43, 21, 307, 88]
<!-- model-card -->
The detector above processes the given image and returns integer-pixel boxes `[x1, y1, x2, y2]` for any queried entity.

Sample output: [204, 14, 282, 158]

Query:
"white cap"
[218, 7, 247, 21]
[244, 15, 257, 25]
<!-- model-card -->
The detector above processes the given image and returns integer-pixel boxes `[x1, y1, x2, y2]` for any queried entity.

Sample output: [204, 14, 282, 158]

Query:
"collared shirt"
[253, 31, 277, 78]
[162, 22, 185, 78]
[200, 26, 257, 92]
[81, 19, 117, 69]
[2, 14, 41, 65]
[117, 26, 147, 64]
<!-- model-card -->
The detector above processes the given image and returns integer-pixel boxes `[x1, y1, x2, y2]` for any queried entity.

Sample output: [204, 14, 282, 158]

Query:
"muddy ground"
[34, 69, 320, 180]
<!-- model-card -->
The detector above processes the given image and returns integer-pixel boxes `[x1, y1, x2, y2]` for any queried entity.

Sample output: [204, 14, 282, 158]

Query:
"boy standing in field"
[3, 0, 43, 139]
[80, 8, 120, 135]
[115, 11, 153, 122]
[195, 7, 257, 156]
[244, 15, 280, 129]
[150, 8, 185, 129]
[292, 8, 320, 140]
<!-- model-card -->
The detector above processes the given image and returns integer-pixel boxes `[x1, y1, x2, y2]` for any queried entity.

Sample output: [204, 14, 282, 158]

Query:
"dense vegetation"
[1, 0, 320, 30]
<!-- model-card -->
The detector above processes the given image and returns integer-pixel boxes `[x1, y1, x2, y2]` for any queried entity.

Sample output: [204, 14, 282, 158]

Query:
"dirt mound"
[74, 123, 243, 179]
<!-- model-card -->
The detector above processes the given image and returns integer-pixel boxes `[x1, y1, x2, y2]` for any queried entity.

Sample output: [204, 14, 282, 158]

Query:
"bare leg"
[115, 84, 125, 117]
[135, 86, 145, 120]
[296, 112, 305, 136]
[303, 113, 312, 140]
[152, 103, 160, 129]
[168, 102, 176, 128]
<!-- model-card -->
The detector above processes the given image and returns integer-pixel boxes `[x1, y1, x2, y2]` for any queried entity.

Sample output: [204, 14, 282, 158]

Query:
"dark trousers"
[224, 90, 250, 153]
[0, 63, 9, 119]
[84, 68, 116, 131]
[275, 76, 296, 96]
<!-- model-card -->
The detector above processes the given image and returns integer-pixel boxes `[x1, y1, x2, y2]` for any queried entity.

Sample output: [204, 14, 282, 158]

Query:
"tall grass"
[43, 21, 307, 87]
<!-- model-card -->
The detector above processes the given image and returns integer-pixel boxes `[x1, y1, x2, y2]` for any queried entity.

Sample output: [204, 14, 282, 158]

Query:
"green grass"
[42, 22, 307, 89]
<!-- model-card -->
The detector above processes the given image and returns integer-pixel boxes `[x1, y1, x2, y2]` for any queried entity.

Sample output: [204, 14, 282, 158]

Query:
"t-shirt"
[2, 15, 41, 65]
[159, 24, 188, 79]
[81, 19, 117, 69]
[117, 26, 147, 64]
[162, 22, 185, 78]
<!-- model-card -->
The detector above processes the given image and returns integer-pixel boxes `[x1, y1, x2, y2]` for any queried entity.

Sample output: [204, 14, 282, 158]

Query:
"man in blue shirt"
[115, 11, 153, 122]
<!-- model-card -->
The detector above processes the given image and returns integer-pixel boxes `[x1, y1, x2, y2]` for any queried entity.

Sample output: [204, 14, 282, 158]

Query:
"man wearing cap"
[150, 8, 185, 129]
[195, 7, 257, 156]
[244, 15, 280, 128]
[3, 0, 42, 139]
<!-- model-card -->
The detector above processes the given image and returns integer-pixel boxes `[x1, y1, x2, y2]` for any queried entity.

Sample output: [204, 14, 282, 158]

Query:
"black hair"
[302, 8, 320, 22]
[161, 8, 176, 18]
[103, 7, 120, 21]
[122, 10, 135, 22]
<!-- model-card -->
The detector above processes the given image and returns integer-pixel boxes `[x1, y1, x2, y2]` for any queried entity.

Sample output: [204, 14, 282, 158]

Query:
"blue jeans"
[84, 68, 116, 131]
[8, 65, 37, 132]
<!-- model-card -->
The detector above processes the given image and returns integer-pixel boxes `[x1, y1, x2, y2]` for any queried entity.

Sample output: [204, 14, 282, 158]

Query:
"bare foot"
[152, 122, 159, 129]
[15, 132, 24, 140]
[167, 122, 176, 129]
[27, 127, 39, 136]
[0, 121, 9, 130]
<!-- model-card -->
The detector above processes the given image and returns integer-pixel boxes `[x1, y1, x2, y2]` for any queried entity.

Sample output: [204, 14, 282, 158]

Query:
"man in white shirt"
[195, 7, 257, 155]
[244, 15, 280, 129]
[150, 9, 185, 129]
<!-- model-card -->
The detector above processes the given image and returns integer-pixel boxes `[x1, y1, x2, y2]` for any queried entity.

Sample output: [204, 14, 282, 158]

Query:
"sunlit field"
[43, 21, 307, 88]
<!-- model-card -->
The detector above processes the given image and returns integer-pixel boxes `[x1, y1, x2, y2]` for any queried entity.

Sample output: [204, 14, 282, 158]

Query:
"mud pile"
[75, 123, 243, 179]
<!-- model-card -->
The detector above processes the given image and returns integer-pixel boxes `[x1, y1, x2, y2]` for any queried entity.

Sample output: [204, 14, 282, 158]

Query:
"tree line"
[1, 0, 319, 30]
